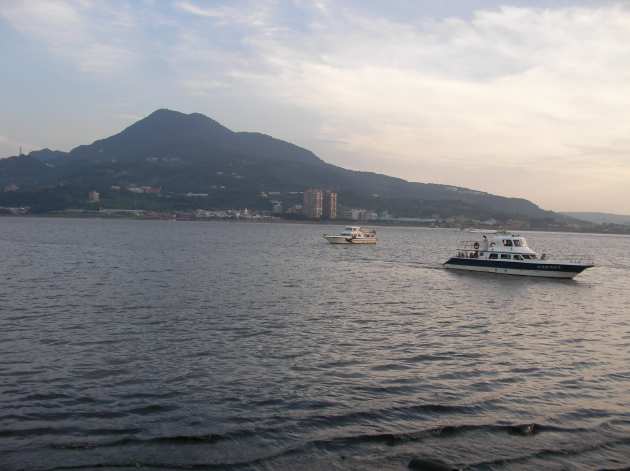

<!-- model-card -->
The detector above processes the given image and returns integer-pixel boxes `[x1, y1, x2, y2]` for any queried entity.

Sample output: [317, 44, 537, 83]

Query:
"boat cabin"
[341, 226, 375, 237]
[456, 232, 539, 260]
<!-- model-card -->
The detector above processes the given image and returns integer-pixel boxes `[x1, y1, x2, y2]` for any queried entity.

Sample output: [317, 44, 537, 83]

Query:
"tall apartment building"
[303, 189, 323, 219]
[323, 191, 337, 219]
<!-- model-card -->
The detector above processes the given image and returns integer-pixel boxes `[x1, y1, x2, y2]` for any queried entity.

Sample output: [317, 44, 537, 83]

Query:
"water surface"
[1, 218, 630, 470]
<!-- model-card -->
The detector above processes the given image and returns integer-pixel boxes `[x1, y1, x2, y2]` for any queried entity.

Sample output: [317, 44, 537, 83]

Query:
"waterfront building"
[141, 186, 161, 194]
[323, 191, 337, 219]
[3, 184, 19, 192]
[303, 189, 323, 219]
[271, 200, 283, 214]
[379, 210, 392, 220]
[350, 208, 378, 221]
[88, 191, 100, 203]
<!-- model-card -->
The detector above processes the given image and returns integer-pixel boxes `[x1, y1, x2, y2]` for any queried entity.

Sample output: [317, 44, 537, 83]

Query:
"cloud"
[0, 0, 136, 73]
[167, 2, 630, 210]
[174, 0, 275, 29]
[175, 1, 226, 18]
[180, 79, 229, 96]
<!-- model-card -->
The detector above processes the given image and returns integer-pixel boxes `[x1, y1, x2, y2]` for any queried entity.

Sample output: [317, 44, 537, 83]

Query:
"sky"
[1, 0, 630, 213]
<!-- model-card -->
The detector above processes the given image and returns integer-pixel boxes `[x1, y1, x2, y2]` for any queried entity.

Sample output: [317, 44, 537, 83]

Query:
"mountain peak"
[128, 109, 233, 137]
[147, 108, 181, 116]
[66, 108, 324, 166]
[149, 108, 180, 115]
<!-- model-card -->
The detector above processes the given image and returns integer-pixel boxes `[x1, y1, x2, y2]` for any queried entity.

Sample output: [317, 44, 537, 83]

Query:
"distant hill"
[561, 212, 630, 226]
[0, 108, 559, 221]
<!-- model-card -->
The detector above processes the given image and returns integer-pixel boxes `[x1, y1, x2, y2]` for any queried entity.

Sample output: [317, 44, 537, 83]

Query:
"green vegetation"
[1, 109, 626, 233]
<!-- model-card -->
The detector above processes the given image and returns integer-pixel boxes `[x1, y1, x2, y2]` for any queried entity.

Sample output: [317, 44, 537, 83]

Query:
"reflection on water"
[1, 218, 630, 470]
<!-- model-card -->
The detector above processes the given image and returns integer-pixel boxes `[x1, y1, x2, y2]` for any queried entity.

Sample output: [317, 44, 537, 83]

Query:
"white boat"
[323, 226, 377, 244]
[443, 231, 593, 279]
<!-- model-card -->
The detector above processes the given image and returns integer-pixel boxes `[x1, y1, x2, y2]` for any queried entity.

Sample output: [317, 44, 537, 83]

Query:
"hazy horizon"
[2, 0, 629, 214]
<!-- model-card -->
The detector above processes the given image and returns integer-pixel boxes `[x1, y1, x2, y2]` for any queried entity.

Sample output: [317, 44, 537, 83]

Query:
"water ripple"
[1, 219, 629, 470]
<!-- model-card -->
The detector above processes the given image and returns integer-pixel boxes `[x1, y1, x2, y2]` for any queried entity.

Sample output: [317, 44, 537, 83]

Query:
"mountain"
[561, 212, 630, 226]
[0, 108, 558, 221]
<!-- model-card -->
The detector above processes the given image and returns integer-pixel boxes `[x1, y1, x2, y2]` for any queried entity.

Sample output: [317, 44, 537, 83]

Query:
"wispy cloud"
[174, 0, 275, 28]
[168, 2, 630, 209]
[0, 0, 136, 73]
[175, 1, 226, 19]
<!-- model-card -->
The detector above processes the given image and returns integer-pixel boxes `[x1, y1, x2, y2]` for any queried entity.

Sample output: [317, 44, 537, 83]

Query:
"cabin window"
[513, 255, 523, 260]
[521, 254, 530, 259]
[500, 254, 511, 259]
[514, 239, 522, 247]
[489, 254, 498, 260]
[503, 240, 513, 247]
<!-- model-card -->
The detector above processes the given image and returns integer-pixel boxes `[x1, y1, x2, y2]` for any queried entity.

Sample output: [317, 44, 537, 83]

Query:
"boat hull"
[444, 258, 591, 279]
[324, 235, 377, 244]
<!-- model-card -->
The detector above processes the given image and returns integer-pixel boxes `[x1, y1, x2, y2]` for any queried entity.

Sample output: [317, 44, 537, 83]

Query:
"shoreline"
[2, 212, 629, 236]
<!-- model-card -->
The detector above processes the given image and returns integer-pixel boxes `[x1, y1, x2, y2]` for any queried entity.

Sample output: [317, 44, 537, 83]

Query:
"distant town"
[0, 183, 490, 226]
[3, 182, 623, 234]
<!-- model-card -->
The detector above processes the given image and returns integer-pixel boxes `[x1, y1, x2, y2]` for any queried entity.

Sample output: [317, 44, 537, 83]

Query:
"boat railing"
[457, 240, 485, 250]
[455, 241, 483, 258]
